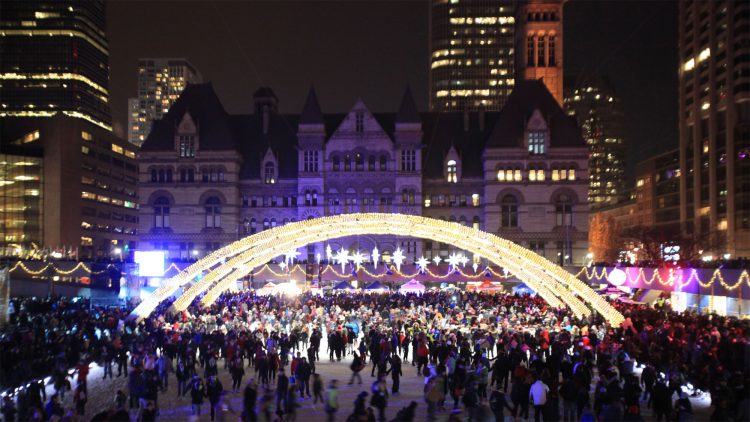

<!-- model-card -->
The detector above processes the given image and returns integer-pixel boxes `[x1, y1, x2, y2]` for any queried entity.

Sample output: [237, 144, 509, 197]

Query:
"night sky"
[107, 0, 678, 178]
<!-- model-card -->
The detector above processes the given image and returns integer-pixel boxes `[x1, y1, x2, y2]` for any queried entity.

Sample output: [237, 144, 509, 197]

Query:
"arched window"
[379, 155, 387, 171]
[555, 193, 573, 226]
[264, 162, 275, 184]
[333, 156, 341, 171]
[409, 189, 416, 205]
[500, 195, 518, 228]
[166, 169, 173, 183]
[472, 216, 480, 230]
[154, 197, 170, 228]
[205, 196, 221, 228]
[344, 154, 352, 171]
[150, 169, 157, 182]
[401, 189, 408, 204]
[355, 153, 364, 171]
[446, 160, 457, 183]
[250, 218, 257, 234]
[312, 190, 318, 206]
[263, 218, 270, 230]
[459, 216, 467, 226]
[158, 169, 165, 182]
[368, 156, 375, 171]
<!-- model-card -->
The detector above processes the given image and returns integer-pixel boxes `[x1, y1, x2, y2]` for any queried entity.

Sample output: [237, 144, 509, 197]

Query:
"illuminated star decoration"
[284, 248, 300, 264]
[432, 256, 442, 266]
[279, 261, 287, 271]
[472, 262, 479, 273]
[333, 248, 350, 273]
[446, 253, 461, 270]
[392, 247, 405, 272]
[371, 246, 380, 269]
[326, 244, 333, 261]
[351, 250, 366, 270]
[416, 256, 429, 273]
[458, 254, 470, 267]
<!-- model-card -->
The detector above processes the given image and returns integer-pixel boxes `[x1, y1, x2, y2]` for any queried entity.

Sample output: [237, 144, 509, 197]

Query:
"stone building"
[137, 80, 589, 266]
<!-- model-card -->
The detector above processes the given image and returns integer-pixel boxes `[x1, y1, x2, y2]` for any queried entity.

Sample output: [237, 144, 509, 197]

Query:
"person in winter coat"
[176, 359, 191, 397]
[388, 354, 403, 395]
[349, 352, 365, 385]
[370, 375, 389, 422]
[230, 357, 245, 392]
[74, 383, 87, 416]
[206, 375, 224, 421]
[296, 358, 312, 398]
[489, 385, 513, 422]
[190, 376, 207, 416]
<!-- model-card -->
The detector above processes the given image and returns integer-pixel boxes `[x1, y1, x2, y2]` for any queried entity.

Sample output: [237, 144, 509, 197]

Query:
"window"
[154, 197, 170, 228]
[472, 216, 480, 230]
[555, 194, 573, 226]
[344, 154, 352, 171]
[529, 241, 545, 255]
[471, 193, 480, 207]
[446, 160, 458, 183]
[150, 169, 157, 182]
[537, 35, 545, 66]
[81, 131, 92, 141]
[264, 162, 275, 184]
[355, 154, 364, 171]
[527, 36, 535, 66]
[548, 36, 556, 66]
[401, 150, 416, 171]
[529, 166, 545, 181]
[500, 195, 518, 228]
[205, 197, 221, 228]
[368, 156, 375, 171]
[380, 155, 387, 171]
[304, 150, 319, 172]
[568, 168, 576, 181]
[355, 112, 364, 133]
[179, 135, 195, 158]
[333, 156, 340, 171]
[111, 144, 124, 155]
[528, 131, 545, 155]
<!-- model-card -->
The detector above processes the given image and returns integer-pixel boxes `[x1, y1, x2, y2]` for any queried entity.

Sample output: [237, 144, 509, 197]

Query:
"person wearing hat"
[352, 391, 368, 418]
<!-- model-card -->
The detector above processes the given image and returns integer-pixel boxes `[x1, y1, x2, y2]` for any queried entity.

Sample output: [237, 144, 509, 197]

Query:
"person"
[285, 384, 299, 421]
[675, 391, 693, 422]
[370, 374, 389, 422]
[297, 357, 312, 398]
[156, 353, 171, 392]
[476, 361, 489, 401]
[559, 377, 577, 422]
[489, 385, 512, 422]
[392, 401, 417, 422]
[102, 344, 113, 380]
[176, 359, 191, 397]
[114, 389, 127, 411]
[140, 400, 157, 422]
[326, 379, 339, 422]
[276, 369, 289, 410]
[652, 378, 672, 422]
[207, 375, 224, 422]
[313, 373, 326, 406]
[529, 377, 548, 422]
[2, 396, 17, 422]
[349, 352, 365, 385]
[352, 391, 369, 419]
[230, 357, 245, 393]
[388, 354, 402, 395]
[190, 375, 206, 416]
[243, 378, 258, 422]
[74, 383, 87, 416]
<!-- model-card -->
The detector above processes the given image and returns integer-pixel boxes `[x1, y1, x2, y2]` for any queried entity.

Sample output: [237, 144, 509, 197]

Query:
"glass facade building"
[0, 152, 43, 256]
[0, 0, 111, 131]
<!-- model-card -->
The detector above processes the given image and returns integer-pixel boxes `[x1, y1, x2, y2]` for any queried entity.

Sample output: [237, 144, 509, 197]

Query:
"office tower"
[0, 0, 112, 131]
[128, 58, 202, 146]
[429, 0, 517, 112]
[565, 78, 626, 209]
[678, 1, 749, 256]
[515, 0, 564, 105]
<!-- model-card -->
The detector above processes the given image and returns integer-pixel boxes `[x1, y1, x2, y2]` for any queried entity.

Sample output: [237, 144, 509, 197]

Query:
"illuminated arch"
[129, 213, 623, 325]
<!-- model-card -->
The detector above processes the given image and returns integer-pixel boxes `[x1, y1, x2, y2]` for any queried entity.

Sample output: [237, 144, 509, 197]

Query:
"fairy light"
[130, 213, 626, 324]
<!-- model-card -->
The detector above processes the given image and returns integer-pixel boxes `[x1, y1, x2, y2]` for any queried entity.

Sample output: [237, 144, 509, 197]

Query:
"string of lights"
[6, 261, 110, 275]
[577, 266, 750, 291]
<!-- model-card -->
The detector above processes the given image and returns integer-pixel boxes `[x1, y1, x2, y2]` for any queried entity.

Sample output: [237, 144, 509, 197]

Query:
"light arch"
[129, 213, 623, 325]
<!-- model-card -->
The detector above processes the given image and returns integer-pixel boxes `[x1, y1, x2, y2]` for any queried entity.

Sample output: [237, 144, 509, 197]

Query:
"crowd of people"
[0, 288, 748, 421]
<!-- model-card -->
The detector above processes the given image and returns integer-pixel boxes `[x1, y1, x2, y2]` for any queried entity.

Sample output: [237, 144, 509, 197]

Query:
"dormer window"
[447, 160, 458, 183]
[528, 131, 546, 155]
[355, 112, 364, 133]
[179, 135, 195, 158]
[264, 162, 275, 184]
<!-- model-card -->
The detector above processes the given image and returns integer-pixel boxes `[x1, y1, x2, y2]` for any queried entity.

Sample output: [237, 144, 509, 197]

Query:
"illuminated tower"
[516, 0, 564, 105]
[0, 0, 112, 130]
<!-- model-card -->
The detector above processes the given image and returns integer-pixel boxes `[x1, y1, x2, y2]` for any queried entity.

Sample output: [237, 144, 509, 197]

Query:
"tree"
[588, 213, 620, 263]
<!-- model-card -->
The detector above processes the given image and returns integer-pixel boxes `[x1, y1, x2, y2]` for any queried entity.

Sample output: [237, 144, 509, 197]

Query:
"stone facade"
[137, 80, 589, 266]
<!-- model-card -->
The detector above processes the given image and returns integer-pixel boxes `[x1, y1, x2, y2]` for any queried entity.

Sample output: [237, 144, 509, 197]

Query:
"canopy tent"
[468, 280, 504, 293]
[512, 283, 535, 295]
[364, 281, 388, 291]
[399, 279, 426, 295]
[332, 281, 356, 290]
[256, 282, 277, 296]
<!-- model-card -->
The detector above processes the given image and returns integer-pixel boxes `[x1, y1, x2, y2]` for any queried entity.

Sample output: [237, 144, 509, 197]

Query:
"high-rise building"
[428, 0, 517, 112]
[128, 58, 202, 146]
[0, 0, 112, 131]
[678, 1, 750, 257]
[565, 78, 626, 209]
[515, 0, 564, 105]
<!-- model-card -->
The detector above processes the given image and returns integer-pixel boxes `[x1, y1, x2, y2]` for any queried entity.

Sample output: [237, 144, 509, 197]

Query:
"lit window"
[552, 169, 559, 181]
[81, 131, 92, 141]
[179, 135, 195, 158]
[424, 198, 431, 208]
[568, 168, 576, 181]
[471, 193, 480, 207]
[528, 131, 545, 155]
[514, 169, 522, 181]
[447, 160, 458, 183]
[111, 144, 124, 154]
[497, 170, 505, 181]
[264, 162, 275, 184]
[537, 169, 545, 181]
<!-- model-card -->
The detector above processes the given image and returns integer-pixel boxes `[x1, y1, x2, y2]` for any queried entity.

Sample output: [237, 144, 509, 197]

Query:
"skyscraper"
[565, 78, 626, 209]
[0, 0, 112, 131]
[678, 0, 749, 257]
[127, 58, 202, 146]
[429, 0, 517, 112]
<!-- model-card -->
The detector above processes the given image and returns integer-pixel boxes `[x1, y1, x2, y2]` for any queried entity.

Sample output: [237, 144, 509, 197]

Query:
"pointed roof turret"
[299, 86, 324, 125]
[396, 84, 420, 124]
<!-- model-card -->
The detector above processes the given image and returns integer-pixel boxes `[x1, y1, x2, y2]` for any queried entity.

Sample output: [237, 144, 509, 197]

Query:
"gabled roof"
[395, 85, 420, 124]
[299, 87, 324, 125]
[141, 82, 236, 152]
[486, 80, 585, 148]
